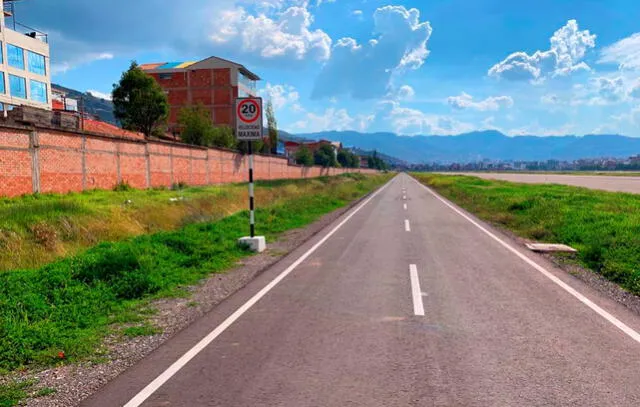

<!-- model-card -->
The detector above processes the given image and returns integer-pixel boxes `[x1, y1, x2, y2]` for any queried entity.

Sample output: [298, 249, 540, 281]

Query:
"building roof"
[83, 119, 145, 140]
[139, 56, 260, 80]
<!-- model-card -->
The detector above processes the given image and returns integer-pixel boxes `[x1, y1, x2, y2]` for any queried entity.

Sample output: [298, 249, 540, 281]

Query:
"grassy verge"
[412, 173, 640, 295]
[1, 176, 382, 272]
[0, 174, 390, 373]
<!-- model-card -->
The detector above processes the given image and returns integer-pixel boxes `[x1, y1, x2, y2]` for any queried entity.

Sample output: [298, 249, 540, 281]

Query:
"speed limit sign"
[235, 97, 263, 141]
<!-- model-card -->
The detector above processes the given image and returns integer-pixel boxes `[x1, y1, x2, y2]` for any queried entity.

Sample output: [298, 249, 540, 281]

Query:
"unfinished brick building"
[140, 57, 260, 135]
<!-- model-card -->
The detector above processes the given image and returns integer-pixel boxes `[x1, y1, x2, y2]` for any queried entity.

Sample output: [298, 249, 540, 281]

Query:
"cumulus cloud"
[352, 10, 363, 17]
[19, 0, 328, 73]
[599, 33, 640, 70]
[260, 83, 300, 110]
[373, 100, 474, 135]
[211, 5, 332, 63]
[488, 20, 596, 82]
[312, 6, 432, 99]
[447, 92, 514, 111]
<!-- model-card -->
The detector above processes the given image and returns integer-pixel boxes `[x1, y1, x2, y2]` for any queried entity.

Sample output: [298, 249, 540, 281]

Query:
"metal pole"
[248, 141, 255, 238]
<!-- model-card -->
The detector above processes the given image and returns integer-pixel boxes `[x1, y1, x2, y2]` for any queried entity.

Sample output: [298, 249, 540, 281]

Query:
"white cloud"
[210, 5, 332, 63]
[52, 51, 114, 75]
[291, 107, 371, 132]
[599, 33, 640, 70]
[568, 76, 628, 106]
[312, 6, 432, 99]
[374, 100, 474, 135]
[541, 93, 561, 104]
[352, 10, 363, 17]
[392, 85, 415, 101]
[87, 90, 112, 101]
[591, 76, 626, 103]
[447, 92, 514, 111]
[630, 80, 640, 98]
[488, 20, 596, 82]
[260, 83, 300, 110]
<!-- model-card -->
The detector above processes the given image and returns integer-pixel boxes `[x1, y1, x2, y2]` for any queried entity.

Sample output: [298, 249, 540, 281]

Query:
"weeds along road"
[450, 172, 640, 193]
[84, 173, 640, 407]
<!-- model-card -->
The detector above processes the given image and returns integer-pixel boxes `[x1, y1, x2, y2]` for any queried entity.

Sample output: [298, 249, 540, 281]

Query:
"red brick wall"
[0, 125, 379, 197]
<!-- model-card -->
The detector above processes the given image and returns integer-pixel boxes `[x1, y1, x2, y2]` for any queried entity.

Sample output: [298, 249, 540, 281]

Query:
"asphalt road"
[84, 173, 640, 407]
[451, 172, 640, 193]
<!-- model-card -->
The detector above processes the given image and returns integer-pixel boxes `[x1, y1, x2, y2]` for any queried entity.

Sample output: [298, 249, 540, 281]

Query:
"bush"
[314, 144, 338, 168]
[295, 146, 314, 167]
[113, 181, 133, 192]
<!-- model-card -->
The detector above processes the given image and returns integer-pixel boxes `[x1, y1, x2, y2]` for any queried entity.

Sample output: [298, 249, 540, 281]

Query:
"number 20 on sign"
[235, 97, 263, 141]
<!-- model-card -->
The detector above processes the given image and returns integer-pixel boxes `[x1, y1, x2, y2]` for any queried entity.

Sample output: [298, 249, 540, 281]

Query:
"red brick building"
[140, 57, 260, 135]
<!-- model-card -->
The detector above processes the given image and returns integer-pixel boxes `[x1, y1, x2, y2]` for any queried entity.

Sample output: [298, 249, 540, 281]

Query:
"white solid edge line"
[405, 219, 411, 232]
[410, 264, 425, 316]
[411, 177, 640, 344]
[123, 178, 394, 407]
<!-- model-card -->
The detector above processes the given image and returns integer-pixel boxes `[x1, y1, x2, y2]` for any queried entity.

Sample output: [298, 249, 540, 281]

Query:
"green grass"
[0, 380, 34, 407]
[34, 387, 56, 397]
[0, 173, 391, 379]
[0, 174, 381, 272]
[412, 173, 640, 295]
[123, 324, 161, 337]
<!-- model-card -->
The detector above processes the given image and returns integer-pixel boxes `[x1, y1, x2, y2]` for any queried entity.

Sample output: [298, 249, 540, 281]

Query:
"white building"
[0, 1, 51, 111]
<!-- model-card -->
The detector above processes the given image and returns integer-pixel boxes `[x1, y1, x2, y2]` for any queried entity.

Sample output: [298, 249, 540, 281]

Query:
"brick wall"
[0, 124, 378, 197]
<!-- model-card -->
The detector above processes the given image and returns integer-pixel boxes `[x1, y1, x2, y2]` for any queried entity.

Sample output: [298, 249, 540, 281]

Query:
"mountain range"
[293, 130, 640, 164]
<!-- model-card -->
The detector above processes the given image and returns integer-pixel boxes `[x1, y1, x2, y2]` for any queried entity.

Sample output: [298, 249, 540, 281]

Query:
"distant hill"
[52, 84, 116, 124]
[293, 130, 640, 163]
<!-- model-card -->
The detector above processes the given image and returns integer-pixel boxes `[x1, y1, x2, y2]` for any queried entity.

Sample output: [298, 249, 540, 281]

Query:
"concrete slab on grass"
[238, 236, 266, 253]
[526, 243, 577, 253]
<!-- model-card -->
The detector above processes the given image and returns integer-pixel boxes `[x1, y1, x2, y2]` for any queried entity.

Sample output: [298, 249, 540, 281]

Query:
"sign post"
[235, 97, 266, 253]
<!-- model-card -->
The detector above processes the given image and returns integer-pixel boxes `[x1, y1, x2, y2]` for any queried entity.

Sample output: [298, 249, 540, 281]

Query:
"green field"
[0, 173, 391, 405]
[412, 173, 640, 295]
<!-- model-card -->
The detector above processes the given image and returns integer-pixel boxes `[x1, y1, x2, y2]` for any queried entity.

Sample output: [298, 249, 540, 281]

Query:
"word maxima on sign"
[235, 97, 263, 141]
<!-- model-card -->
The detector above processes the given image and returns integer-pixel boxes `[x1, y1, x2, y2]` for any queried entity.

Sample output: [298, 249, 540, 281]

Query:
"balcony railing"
[13, 21, 48, 44]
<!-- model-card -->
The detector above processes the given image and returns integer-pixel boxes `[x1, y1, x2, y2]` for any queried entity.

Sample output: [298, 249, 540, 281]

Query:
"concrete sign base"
[238, 236, 266, 253]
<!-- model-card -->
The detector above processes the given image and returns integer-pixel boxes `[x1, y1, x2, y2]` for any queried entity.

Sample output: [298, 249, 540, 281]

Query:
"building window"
[30, 79, 47, 103]
[159, 73, 173, 80]
[27, 51, 46, 76]
[0, 72, 5, 94]
[9, 74, 26, 98]
[0, 42, 3, 65]
[7, 44, 24, 70]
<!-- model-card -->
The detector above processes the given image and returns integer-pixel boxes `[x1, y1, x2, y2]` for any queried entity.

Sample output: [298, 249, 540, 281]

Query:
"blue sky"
[17, 0, 640, 136]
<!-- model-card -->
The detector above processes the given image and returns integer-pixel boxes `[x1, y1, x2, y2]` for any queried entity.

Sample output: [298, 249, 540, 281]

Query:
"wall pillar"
[29, 130, 40, 193]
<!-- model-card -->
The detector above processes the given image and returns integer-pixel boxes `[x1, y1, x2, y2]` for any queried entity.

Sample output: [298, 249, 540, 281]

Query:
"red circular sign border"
[237, 99, 261, 124]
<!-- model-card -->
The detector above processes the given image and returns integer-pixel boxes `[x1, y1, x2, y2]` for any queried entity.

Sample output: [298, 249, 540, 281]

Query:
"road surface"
[84, 173, 640, 407]
[451, 172, 640, 193]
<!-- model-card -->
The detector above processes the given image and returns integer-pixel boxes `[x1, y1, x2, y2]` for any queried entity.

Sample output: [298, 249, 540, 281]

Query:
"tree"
[266, 100, 278, 155]
[211, 126, 236, 149]
[295, 146, 314, 167]
[314, 144, 338, 168]
[178, 104, 214, 147]
[112, 61, 169, 138]
[337, 149, 360, 168]
[177, 104, 236, 149]
[367, 150, 389, 171]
